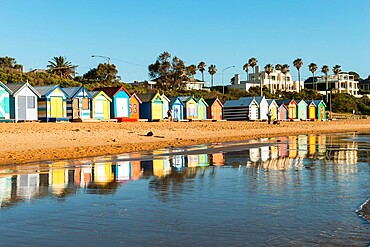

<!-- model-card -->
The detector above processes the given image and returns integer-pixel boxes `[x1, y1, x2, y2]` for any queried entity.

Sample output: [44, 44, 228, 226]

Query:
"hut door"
[213, 106, 221, 120]
[73, 98, 80, 119]
[309, 106, 315, 119]
[116, 98, 128, 117]
[104, 101, 109, 119]
[18, 96, 27, 120]
[173, 105, 180, 120]
[51, 97, 63, 118]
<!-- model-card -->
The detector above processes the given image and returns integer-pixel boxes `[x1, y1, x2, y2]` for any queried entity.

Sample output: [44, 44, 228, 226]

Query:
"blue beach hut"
[0, 81, 12, 121]
[34, 85, 69, 122]
[169, 96, 184, 121]
[63, 86, 92, 120]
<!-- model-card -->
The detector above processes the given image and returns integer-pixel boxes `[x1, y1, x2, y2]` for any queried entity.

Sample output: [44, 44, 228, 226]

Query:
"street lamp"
[91, 55, 111, 65]
[222, 65, 235, 94]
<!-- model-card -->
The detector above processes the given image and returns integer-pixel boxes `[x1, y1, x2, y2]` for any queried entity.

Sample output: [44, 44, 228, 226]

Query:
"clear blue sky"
[1, 0, 370, 85]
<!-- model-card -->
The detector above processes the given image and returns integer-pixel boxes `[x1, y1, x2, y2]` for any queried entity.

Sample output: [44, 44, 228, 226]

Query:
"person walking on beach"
[167, 108, 173, 121]
[267, 110, 272, 124]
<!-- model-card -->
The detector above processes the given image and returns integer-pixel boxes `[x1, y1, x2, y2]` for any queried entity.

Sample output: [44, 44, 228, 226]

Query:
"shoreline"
[1, 119, 370, 166]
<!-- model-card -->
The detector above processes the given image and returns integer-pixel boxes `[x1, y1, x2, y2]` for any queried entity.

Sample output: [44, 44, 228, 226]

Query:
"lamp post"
[91, 55, 111, 65]
[222, 65, 235, 95]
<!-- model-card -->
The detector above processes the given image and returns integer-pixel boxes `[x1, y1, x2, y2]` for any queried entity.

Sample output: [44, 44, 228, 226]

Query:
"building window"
[82, 98, 89, 110]
[272, 76, 276, 80]
[27, 96, 35, 109]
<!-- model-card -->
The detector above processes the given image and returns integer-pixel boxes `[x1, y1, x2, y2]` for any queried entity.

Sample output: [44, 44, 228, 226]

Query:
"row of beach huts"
[0, 82, 326, 123]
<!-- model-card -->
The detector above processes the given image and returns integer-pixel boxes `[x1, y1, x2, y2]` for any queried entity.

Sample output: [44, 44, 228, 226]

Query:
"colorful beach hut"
[93, 86, 131, 121]
[223, 97, 259, 121]
[205, 98, 223, 120]
[194, 97, 208, 120]
[305, 100, 317, 120]
[179, 96, 197, 120]
[314, 100, 327, 120]
[240, 96, 268, 121]
[7, 82, 41, 122]
[161, 94, 170, 119]
[275, 101, 288, 121]
[169, 96, 184, 121]
[285, 99, 298, 120]
[129, 93, 142, 121]
[90, 91, 112, 120]
[0, 81, 12, 121]
[266, 99, 279, 121]
[64, 86, 92, 120]
[34, 85, 69, 122]
[297, 100, 308, 120]
[137, 92, 164, 121]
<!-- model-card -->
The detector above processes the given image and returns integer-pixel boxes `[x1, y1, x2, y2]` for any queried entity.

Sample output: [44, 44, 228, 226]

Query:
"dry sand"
[1, 119, 370, 166]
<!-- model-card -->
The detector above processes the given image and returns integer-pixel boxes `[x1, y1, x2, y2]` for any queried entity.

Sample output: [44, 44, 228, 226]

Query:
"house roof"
[92, 86, 131, 98]
[168, 96, 184, 106]
[130, 93, 142, 104]
[137, 93, 162, 103]
[33, 85, 68, 97]
[63, 86, 92, 98]
[224, 98, 257, 107]
[6, 82, 41, 97]
[0, 81, 12, 95]
[90, 90, 112, 102]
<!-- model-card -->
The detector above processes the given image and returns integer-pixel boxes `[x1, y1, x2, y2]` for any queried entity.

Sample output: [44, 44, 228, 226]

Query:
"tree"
[321, 65, 330, 102]
[0, 56, 23, 72]
[248, 57, 258, 86]
[148, 51, 188, 90]
[186, 64, 197, 78]
[83, 63, 121, 86]
[308, 62, 318, 90]
[47, 56, 75, 79]
[275, 64, 282, 71]
[197, 62, 206, 81]
[293, 58, 303, 92]
[242, 63, 249, 80]
[281, 64, 290, 91]
[332, 65, 341, 78]
[208, 64, 217, 87]
[264, 64, 273, 93]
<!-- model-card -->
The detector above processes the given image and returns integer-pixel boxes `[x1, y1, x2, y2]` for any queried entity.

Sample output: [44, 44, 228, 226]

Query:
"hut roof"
[178, 96, 194, 103]
[168, 96, 184, 106]
[224, 98, 257, 107]
[161, 94, 170, 102]
[296, 99, 308, 106]
[205, 98, 223, 107]
[90, 91, 112, 102]
[137, 93, 162, 103]
[130, 93, 142, 104]
[92, 86, 131, 98]
[313, 100, 327, 107]
[63, 86, 92, 98]
[6, 82, 41, 97]
[0, 81, 12, 95]
[34, 85, 68, 97]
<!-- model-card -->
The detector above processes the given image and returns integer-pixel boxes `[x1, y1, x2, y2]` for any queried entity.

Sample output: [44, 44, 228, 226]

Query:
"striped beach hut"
[7, 82, 41, 122]
[267, 99, 279, 121]
[0, 81, 12, 121]
[129, 93, 142, 121]
[93, 86, 131, 121]
[296, 100, 308, 120]
[90, 91, 112, 120]
[64, 86, 92, 120]
[34, 85, 69, 122]
[314, 100, 327, 120]
[223, 97, 259, 121]
[179, 96, 197, 120]
[241, 96, 268, 121]
[137, 92, 164, 121]
[205, 98, 223, 120]
[306, 100, 317, 120]
[161, 94, 170, 119]
[194, 97, 208, 120]
[169, 96, 184, 121]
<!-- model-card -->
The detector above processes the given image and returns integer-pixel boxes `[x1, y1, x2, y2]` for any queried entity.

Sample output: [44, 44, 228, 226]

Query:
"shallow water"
[0, 132, 369, 246]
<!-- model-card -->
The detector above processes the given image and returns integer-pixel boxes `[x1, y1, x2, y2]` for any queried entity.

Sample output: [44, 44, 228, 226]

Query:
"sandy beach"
[1, 119, 370, 166]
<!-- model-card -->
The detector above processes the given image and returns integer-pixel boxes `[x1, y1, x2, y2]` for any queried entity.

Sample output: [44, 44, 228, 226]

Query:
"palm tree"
[264, 64, 274, 93]
[47, 56, 75, 79]
[321, 65, 330, 102]
[248, 57, 258, 86]
[281, 64, 290, 91]
[308, 62, 318, 90]
[332, 65, 341, 79]
[208, 64, 217, 87]
[293, 58, 303, 92]
[275, 64, 282, 71]
[197, 61, 206, 81]
[242, 63, 249, 80]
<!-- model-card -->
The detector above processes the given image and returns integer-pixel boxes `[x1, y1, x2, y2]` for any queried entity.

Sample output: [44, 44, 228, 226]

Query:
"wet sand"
[1, 119, 370, 166]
